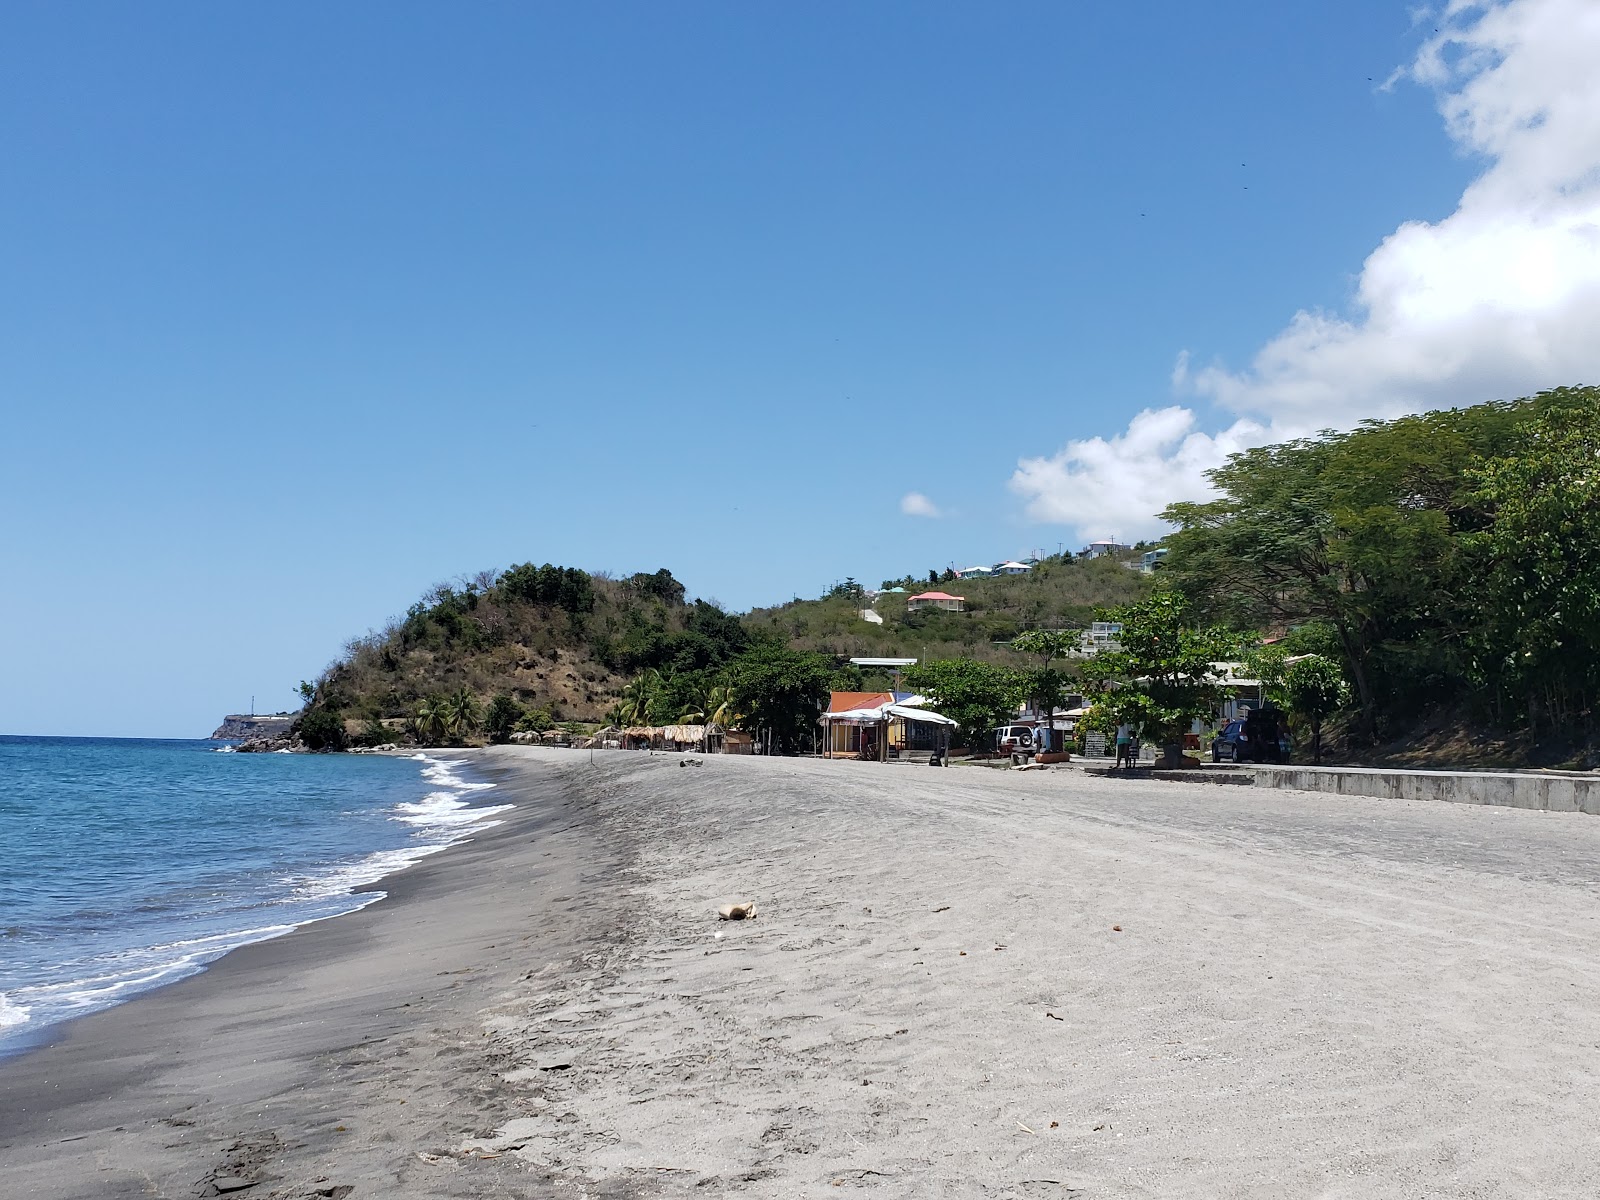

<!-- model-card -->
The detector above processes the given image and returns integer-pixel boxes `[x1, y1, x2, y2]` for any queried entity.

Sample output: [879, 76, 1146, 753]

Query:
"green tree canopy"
[1281, 655, 1349, 764]
[901, 658, 1024, 752]
[726, 642, 833, 754]
[484, 694, 523, 744]
[1464, 391, 1600, 730]
[1160, 392, 1567, 736]
[1080, 593, 1238, 747]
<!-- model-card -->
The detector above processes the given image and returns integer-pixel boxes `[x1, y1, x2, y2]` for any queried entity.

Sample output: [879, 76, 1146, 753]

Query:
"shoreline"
[0, 748, 511, 1063]
[0, 750, 620, 1199]
[8, 747, 1600, 1195]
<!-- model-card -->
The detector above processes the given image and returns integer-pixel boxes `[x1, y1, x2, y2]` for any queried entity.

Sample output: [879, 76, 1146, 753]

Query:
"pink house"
[906, 590, 965, 612]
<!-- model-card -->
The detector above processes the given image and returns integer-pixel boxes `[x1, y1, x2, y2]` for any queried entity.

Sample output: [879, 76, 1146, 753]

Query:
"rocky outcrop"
[234, 734, 302, 753]
[210, 713, 297, 741]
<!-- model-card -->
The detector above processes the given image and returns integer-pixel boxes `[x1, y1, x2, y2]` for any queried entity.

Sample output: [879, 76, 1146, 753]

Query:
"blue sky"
[0, 2, 1561, 736]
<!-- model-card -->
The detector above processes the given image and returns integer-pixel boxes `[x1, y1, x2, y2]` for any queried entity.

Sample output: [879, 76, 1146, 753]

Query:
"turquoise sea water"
[0, 736, 509, 1054]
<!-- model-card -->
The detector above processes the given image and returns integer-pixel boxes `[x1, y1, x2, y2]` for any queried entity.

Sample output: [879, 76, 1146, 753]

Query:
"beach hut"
[820, 692, 958, 762]
[660, 724, 708, 751]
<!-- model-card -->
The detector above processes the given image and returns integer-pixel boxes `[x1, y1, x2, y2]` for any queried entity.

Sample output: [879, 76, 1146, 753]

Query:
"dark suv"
[1212, 718, 1290, 762]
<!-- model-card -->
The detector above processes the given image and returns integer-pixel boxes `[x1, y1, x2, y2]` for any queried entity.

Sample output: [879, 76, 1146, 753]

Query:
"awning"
[821, 701, 955, 727]
[884, 704, 957, 726]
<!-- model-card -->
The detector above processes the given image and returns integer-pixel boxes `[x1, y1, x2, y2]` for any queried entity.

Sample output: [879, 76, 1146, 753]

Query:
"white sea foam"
[394, 792, 514, 828]
[0, 994, 30, 1029]
[8, 923, 300, 1014]
[286, 844, 453, 902]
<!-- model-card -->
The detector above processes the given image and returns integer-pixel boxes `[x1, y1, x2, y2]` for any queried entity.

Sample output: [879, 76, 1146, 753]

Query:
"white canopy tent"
[820, 699, 958, 761]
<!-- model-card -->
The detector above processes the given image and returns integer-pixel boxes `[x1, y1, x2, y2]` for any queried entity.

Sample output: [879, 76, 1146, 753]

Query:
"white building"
[1081, 540, 1129, 559]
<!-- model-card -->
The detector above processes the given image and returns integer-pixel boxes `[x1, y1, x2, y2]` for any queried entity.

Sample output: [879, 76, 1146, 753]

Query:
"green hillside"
[744, 553, 1154, 665]
[299, 551, 1152, 749]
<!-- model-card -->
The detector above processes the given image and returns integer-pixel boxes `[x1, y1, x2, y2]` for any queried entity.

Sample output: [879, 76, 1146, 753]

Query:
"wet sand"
[0, 754, 612, 1199]
[7, 748, 1600, 1197]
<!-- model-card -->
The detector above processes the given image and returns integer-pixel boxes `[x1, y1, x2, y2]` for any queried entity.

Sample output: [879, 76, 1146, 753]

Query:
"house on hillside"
[1080, 540, 1129, 559]
[995, 561, 1032, 575]
[1140, 548, 1168, 573]
[955, 564, 993, 579]
[907, 590, 965, 612]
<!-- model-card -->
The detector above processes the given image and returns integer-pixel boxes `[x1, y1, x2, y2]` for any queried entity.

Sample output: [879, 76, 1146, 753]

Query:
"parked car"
[1211, 720, 1248, 762]
[994, 725, 1034, 753]
[1211, 719, 1291, 762]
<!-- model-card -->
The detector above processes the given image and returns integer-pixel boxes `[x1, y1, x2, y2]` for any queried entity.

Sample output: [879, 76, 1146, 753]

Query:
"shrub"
[298, 708, 348, 752]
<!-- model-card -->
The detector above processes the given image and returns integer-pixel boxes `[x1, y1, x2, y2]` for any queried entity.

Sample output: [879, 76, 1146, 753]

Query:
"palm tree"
[617, 670, 659, 726]
[413, 695, 448, 745]
[444, 687, 479, 739]
[707, 680, 742, 729]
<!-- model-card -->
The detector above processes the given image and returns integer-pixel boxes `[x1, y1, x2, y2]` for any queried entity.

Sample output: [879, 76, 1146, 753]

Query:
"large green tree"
[900, 658, 1024, 752]
[726, 642, 834, 753]
[1080, 593, 1238, 752]
[484, 694, 523, 744]
[1161, 399, 1533, 735]
[1464, 391, 1600, 732]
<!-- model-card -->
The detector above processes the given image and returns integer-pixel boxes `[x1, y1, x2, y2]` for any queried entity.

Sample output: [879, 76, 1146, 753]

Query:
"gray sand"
[6, 749, 1600, 1197]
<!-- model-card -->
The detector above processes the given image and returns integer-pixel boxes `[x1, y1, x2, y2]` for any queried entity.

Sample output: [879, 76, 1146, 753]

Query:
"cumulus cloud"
[900, 491, 944, 518]
[1013, 0, 1600, 539]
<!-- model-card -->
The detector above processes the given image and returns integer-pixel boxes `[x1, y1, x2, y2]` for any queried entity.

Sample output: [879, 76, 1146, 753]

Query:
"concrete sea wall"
[1253, 764, 1600, 815]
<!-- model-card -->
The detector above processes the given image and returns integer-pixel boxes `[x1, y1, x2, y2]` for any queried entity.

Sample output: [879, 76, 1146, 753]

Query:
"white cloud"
[900, 491, 944, 518]
[1012, 408, 1266, 542]
[1013, 0, 1600, 539]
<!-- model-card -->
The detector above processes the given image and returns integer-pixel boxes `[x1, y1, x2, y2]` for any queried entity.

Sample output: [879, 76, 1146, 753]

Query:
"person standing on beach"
[1115, 721, 1132, 766]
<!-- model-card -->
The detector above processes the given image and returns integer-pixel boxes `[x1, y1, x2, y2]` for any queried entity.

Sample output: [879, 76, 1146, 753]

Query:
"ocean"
[0, 736, 510, 1055]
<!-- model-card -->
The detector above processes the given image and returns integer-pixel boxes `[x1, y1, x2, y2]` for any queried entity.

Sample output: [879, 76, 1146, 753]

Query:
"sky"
[3, 0, 1595, 737]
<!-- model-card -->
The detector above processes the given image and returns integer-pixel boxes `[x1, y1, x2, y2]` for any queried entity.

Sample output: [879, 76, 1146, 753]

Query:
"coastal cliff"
[209, 713, 297, 741]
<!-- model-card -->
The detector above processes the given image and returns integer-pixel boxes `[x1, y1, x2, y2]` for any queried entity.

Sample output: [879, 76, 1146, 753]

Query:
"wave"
[7, 924, 299, 1013]
[0, 994, 29, 1029]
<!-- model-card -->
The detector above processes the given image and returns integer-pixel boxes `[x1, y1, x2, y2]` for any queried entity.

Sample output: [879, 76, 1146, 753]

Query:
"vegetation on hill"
[744, 554, 1152, 665]
[295, 385, 1600, 769]
[297, 546, 1154, 751]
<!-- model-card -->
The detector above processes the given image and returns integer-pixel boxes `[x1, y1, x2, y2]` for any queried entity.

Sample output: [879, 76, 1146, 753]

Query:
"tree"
[1464, 392, 1600, 733]
[629, 568, 687, 606]
[725, 642, 833, 754]
[1080, 593, 1238, 757]
[443, 687, 479, 739]
[498, 563, 595, 613]
[484, 694, 523, 744]
[297, 708, 347, 752]
[297, 680, 317, 708]
[616, 670, 662, 726]
[1281, 655, 1349, 764]
[900, 659, 1024, 754]
[1161, 407, 1517, 735]
[707, 680, 742, 728]
[1012, 629, 1080, 748]
[412, 695, 448, 745]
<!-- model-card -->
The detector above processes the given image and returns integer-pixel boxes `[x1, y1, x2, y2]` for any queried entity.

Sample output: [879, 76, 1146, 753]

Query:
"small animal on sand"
[718, 901, 757, 920]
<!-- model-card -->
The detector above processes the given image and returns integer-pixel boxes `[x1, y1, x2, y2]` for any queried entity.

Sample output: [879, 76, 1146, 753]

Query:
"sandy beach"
[6, 749, 1600, 1197]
